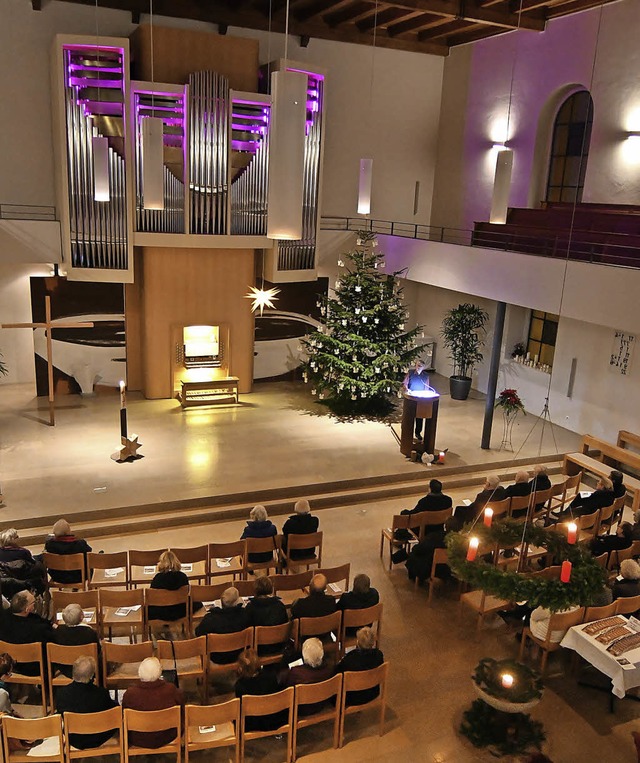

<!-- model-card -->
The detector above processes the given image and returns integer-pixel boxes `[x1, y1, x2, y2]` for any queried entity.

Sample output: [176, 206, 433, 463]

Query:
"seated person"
[291, 574, 337, 620]
[1, 591, 53, 675]
[244, 577, 288, 656]
[590, 522, 633, 559]
[195, 586, 251, 663]
[529, 464, 552, 493]
[53, 603, 99, 678]
[0, 653, 18, 716]
[283, 637, 334, 687]
[241, 505, 278, 565]
[505, 471, 532, 518]
[44, 519, 92, 585]
[406, 527, 447, 585]
[612, 559, 640, 601]
[281, 499, 319, 562]
[148, 550, 191, 623]
[529, 604, 581, 644]
[335, 626, 384, 706]
[454, 475, 505, 525]
[611, 470, 627, 499]
[55, 656, 117, 749]
[234, 649, 285, 732]
[122, 657, 184, 749]
[401, 479, 452, 535]
[556, 476, 615, 520]
[0, 529, 47, 596]
[338, 574, 380, 613]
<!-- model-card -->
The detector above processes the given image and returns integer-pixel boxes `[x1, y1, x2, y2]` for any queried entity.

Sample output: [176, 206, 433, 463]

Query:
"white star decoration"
[245, 286, 280, 315]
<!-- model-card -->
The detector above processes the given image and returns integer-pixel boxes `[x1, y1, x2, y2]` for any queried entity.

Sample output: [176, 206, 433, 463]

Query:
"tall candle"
[561, 560, 572, 583]
[466, 537, 479, 562]
[119, 380, 128, 439]
[484, 508, 493, 527]
[501, 673, 514, 689]
[567, 522, 577, 544]
[438, 451, 446, 464]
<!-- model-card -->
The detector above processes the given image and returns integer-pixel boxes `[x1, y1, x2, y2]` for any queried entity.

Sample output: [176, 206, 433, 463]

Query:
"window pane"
[561, 187, 579, 203]
[527, 340, 541, 358]
[529, 318, 543, 341]
[549, 157, 565, 185]
[563, 156, 582, 185]
[540, 344, 555, 366]
[541, 319, 558, 345]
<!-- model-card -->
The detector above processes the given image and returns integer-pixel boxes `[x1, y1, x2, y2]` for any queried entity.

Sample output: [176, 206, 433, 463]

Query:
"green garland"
[461, 699, 545, 756]
[446, 519, 605, 611]
[472, 658, 543, 704]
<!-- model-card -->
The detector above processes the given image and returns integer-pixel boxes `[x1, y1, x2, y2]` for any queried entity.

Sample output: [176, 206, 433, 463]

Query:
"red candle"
[567, 522, 577, 545]
[561, 560, 572, 583]
[438, 451, 446, 464]
[484, 508, 493, 527]
[467, 537, 479, 562]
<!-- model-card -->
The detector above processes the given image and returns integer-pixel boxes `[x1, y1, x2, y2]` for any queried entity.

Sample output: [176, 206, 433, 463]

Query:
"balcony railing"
[0, 204, 57, 221]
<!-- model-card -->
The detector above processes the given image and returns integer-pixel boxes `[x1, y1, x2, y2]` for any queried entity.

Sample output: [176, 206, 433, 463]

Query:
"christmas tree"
[301, 231, 425, 416]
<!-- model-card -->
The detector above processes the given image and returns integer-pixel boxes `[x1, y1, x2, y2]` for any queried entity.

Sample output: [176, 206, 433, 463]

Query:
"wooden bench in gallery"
[180, 377, 239, 408]
[563, 434, 640, 513]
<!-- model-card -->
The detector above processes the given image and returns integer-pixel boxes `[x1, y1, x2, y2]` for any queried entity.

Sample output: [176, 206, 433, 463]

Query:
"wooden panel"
[124, 249, 144, 391]
[130, 25, 258, 91]
[139, 247, 256, 399]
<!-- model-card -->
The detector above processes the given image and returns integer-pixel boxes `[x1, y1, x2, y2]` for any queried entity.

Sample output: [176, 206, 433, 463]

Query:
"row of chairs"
[48, 564, 352, 642]
[0, 604, 383, 711]
[43, 534, 325, 592]
[1, 664, 389, 763]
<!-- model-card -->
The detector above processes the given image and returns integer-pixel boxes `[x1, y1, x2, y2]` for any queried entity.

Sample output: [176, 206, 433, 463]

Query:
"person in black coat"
[612, 559, 640, 601]
[505, 471, 533, 518]
[529, 465, 552, 493]
[611, 470, 626, 499]
[406, 528, 447, 584]
[245, 577, 289, 656]
[335, 626, 384, 706]
[44, 519, 92, 585]
[454, 475, 506, 525]
[148, 550, 191, 622]
[55, 656, 117, 749]
[291, 574, 337, 620]
[590, 522, 634, 559]
[402, 479, 453, 533]
[234, 649, 285, 732]
[557, 476, 615, 520]
[2, 590, 53, 675]
[338, 574, 379, 612]
[195, 587, 251, 663]
[281, 500, 319, 561]
[53, 604, 99, 678]
[241, 505, 278, 564]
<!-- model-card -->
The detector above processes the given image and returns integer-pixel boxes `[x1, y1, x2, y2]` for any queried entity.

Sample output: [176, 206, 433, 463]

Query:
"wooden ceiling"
[46, 0, 620, 56]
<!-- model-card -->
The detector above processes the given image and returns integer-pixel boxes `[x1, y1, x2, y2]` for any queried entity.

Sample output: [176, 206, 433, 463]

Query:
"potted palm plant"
[441, 303, 489, 400]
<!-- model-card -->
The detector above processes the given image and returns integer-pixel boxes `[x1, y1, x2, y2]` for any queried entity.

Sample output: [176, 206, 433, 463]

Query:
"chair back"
[508, 494, 532, 519]
[145, 586, 190, 611]
[271, 571, 313, 592]
[208, 540, 247, 580]
[43, 552, 87, 589]
[545, 608, 586, 645]
[0, 639, 43, 665]
[631, 540, 640, 559]
[284, 532, 323, 562]
[615, 594, 640, 615]
[254, 623, 292, 665]
[169, 546, 208, 583]
[2, 714, 64, 763]
[340, 603, 382, 654]
[529, 565, 563, 581]
[486, 498, 510, 519]
[342, 661, 388, 696]
[128, 549, 165, 587]
[412, 509, 453, 540]
[564, 472, 583, 492]
[594, 552, 609, 569]
[64, 705, 123, 750]
[124, 706, 181, 749]
[584, 602, 618, 622]
[191, 582, 228, 605]
[532, 488, 552, 519]
[102, 640, 154, 688]
[52, 589, 99, 630]
[241, 686, 294, 727]
[87, 551, 128, 589]
[608, 545, 635, 571]
[431, 548, 449, 576]
[47, 641, 99, 676]
[185, 699, 240, 750]
[157, 635, 206, 665]
[316, 564, 351, 597]
[389, 515, 412, 532]
[577, 509, 600, 532]
[206, 628, 253, 664]
[295, 672, 343, 708]
[294, 611, 342, 651]
[246, 536, 281, 564]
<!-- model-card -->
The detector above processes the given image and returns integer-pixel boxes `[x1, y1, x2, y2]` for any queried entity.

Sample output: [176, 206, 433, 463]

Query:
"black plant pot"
[450, 376, 472, 400]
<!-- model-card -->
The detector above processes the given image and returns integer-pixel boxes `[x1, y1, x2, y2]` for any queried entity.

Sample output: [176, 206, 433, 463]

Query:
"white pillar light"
[142, 116, 165, 210]
[267, 69, 307, 240]
[357, 158, 373, 215]
[92, 136, 110, 202]
[489, 148, 513, 224]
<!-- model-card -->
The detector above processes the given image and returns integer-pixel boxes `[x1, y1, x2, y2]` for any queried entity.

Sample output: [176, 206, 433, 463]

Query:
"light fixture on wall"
[266, 0, 306, 240]
[357, 0, 379, 216]
[623, 131, 640, 164]
[142, 0, 165, 210]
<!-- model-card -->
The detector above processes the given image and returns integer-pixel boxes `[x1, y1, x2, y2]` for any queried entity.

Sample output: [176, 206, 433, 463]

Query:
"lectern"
[401, 390, 440, 457]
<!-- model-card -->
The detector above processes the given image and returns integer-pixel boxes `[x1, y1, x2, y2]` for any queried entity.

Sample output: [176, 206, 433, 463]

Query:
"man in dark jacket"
[454, 475, 506, 525]
[245, 577, 288, 627]
[1, 591, 54, 675]
[282, 499, 319, 561]
[44, 519, 92, 585]
[291, 574, 337, 620]
[195, 587, 251, 663]
[556, 476, 615, 520]
[505, 470, 533, 518]
[402, 479, 452, 534]
[55, 656, 116, 748]
[338, 574, 379, 613]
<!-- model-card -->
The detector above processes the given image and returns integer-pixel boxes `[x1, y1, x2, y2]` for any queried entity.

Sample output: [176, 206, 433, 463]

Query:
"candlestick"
[561, 560, 572, 583]
[484, 508, 493, 527]
[567, 522, 577, 544]
[501, 673, 514, 689]
[466, 537, 479, 562]
[119, 380, 128, 439]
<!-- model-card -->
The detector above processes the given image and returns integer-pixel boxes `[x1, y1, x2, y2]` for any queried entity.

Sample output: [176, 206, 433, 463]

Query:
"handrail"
[320, 216, 640, 269]
[0, 204, 57, 221]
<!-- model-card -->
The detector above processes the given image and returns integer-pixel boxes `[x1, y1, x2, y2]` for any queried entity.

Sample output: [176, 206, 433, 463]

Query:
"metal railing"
[320, 215, 640, 269]
[0, 204, 57, 221]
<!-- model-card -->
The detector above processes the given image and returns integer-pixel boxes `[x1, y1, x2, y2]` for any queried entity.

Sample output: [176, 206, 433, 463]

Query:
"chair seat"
[108, 662, 143, 679]
[187, 721, 235, 745]
[460, 590, 510, 614]
[160, 657, 202, 674]
[70, 735, 120, 753]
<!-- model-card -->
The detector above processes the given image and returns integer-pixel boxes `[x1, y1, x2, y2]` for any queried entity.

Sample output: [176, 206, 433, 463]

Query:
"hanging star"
[245, 286, 280, 315]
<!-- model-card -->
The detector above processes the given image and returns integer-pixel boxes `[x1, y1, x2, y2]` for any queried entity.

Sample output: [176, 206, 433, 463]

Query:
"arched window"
[545, 90, 593, 204]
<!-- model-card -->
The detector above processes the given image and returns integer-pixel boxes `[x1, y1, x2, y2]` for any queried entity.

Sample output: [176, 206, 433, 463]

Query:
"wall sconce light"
[622, 131, 640, 164]
[489, 148, 514, 225]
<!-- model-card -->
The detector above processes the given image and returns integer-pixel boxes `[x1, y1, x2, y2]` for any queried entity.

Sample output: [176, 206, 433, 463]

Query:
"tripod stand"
[513, 396, 559, 459]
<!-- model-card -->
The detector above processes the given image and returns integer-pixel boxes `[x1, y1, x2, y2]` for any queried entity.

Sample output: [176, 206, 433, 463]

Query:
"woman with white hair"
[613, 559, 640, 601]
[336, 626, 384, 706]
[44, 519, 92, 585]
[0, 528, 47, 596]
[505, 471, 533, 518]
[455, 475, 506, 525]
[53, 603, 99, 677]
[241, 505, 278, 564]
[122, 657, 184, 748]
[284, 637, 333, 689]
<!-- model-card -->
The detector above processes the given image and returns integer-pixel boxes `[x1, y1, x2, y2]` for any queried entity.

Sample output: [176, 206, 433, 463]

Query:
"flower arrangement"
[495, 388, 525, 416]
[511, 342, 526, 358]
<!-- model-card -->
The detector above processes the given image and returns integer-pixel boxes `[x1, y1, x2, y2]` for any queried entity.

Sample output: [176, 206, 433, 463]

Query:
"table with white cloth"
[560, 617, 640, 699]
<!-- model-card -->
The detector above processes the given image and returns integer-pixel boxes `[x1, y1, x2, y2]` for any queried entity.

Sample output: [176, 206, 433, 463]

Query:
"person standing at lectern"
[402, 359, 430, 441]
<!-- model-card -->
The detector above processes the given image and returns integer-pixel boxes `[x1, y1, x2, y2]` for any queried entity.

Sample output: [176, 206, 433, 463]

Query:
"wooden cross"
[1, 295, 94, 426]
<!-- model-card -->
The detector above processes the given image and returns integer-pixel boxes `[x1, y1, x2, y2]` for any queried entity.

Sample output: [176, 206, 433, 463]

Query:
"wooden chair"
[52, 589, 100, 632]
[459, 586, 512, 631]
[316, 564, 350, 599]
[615, 594, 640, 615]
[47, 642, 100, 707]
[245, 536, 282, 577]
[531, 488, 553, 522]
[253, 622, 292, 666]
[549, 472, 583, 512]
[411, 508, 453, 541]
[2, 714, 64, 763]
[123, 706, 181, 763]
[99, 588, 145, 642]
[508, 494, 532, 521]
[101, 640, 154, 692]
[292, 612, 342, 659]
[128, 549, 165, 588]
[232, 580, 257, 598]
[485, 497, 510, 521]
[208, 540, 247, 582]
[43, 552, 87, 591]
[631, 540, 640, 560]
[519, 607, 586, 675]
[169, 546, 208, 584]
[292, 674, 342, 760]
[144, 586, 190, 639]
[64, 706, 123, 762]
[608, 544, 635, 572]
[427, 548, 450, 604]
[157, 637, 206, 701]
[595, 501, 616, 537]
[239, 686, 294, 763]
[594, 552, 609, 569]
[87, 551, 128, 590]
[583, 602, 618, 622]
[600, 495, 626, 536]
[576, 508, 601, 541]
[338, 663, 388, 748]
[184, 700, 240, 763]
[205, 629, 253, 700]
[0, 639, 47, 715]
[379, 515, 414, 570]
[339, 604, 383, 656]
[281, 532, 323, 573]
[190, 582, 229, 628]
[270, 571, 313, 608]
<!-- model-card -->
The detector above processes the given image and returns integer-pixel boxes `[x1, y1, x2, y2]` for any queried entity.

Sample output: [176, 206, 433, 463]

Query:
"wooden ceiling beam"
[461, 1, 545, 30]
[295, 0, 354, 23]
[387, 13, 451, 36]
[418, 18, 466, 40]
[356, 7, 416, 31]
[546, 0, 615, 18]
[509, 0, 562, 10]
[324, 2, 378, 27]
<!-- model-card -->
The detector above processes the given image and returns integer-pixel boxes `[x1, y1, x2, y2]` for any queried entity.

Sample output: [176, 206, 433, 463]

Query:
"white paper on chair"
[288, 658, 303, 668]
[463, 499, 472, 506]
[143, 566, 156, 575]
[105, 567, 124, 577]
[114, 604, 141, 616]
[579, 491, 592, 499]
[27, 737, 59, 757]
[216, 558, 232, 568]
[198, 725, 217, 734]
[329, 583, 342, 593]
[182, 564, 193, 573]
[344, 645, 356, 655]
